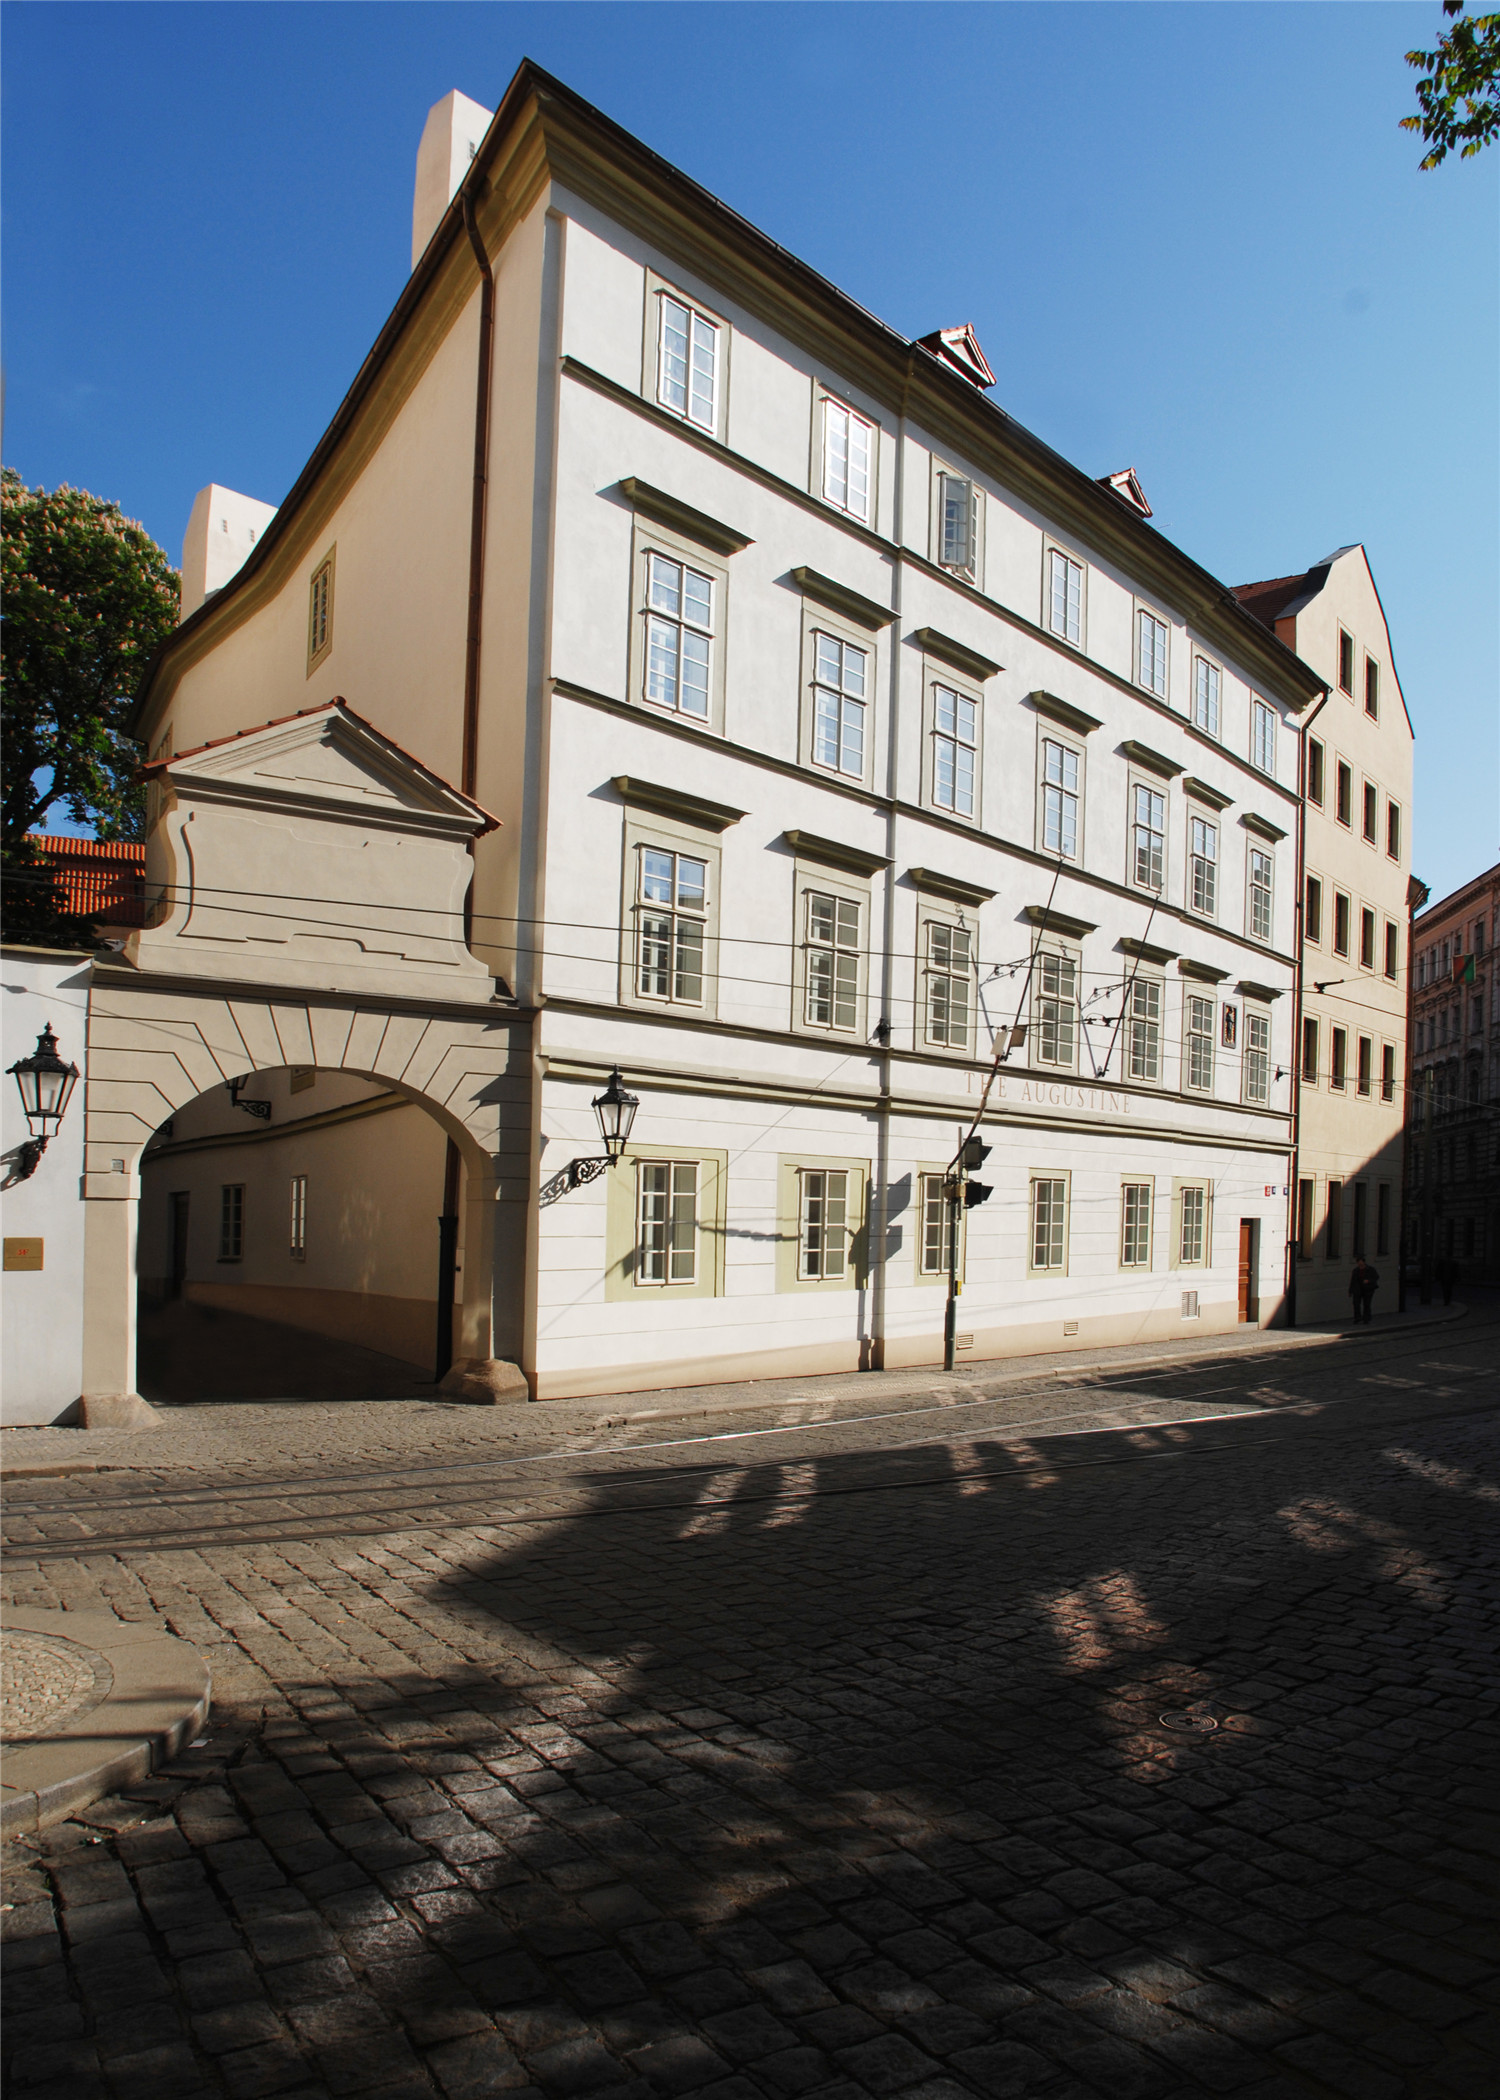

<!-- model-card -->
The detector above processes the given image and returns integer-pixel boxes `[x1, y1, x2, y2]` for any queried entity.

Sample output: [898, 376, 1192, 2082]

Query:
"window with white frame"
[822, 398, 874, 522]
[1131, 782, 1165, 892]
[636, 848, 707, 1005]
[1189, 814, 1218, 916]
[1126, 976, 1162, 1082]
[799, 1168, 850, 1279]
[1121, 1181, 1153, 1267]
[1040, 738, 1080, 858]
[1248, 847, 1274, 943]
[1252, 700, 1276, 776]
[1192, 655, 1221, 738]
[656, 293, 719, 430]
[644, 552, 714, 720]
[937, 471, 977, 576]
[804, 891, 861, 1032]
[636, 1160, 699, 1285]
[1137, 609, 1168, 698]
[1185, 993, 1215, 1091]
[920, 1172, 956, 1277]
[1243, 1009, 1271, 1105]
[925, 920, 973, 1050]
[1031, 1176, 1068, 1272]
[1178, 1184, 1208, 1266]
[1035, 947, 1079, 1068]
[812, 632, 868, 778]
[289, 1174, 307, 1259]
[1047, 547, 1083, 646]
[932, 683, 978, 817]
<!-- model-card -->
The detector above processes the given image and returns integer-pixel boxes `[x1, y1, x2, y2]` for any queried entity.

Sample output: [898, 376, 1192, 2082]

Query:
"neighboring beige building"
[78, 63, 1331, 1417]
[1234, 549, 1414, 1320]
[1406, 863, 1500, 1287]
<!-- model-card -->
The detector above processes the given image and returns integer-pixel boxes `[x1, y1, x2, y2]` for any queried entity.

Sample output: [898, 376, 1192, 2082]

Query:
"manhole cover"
[1159, 1710, 1219, 1734]
[1, 1630, 113, 1743]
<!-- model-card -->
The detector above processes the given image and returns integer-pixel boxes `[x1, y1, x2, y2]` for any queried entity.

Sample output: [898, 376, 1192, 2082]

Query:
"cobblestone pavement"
[2, 1317, 1497, 2100]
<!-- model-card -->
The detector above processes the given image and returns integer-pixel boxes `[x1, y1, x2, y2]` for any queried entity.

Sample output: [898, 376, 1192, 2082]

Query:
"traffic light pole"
[943, 1169, 963, 1372]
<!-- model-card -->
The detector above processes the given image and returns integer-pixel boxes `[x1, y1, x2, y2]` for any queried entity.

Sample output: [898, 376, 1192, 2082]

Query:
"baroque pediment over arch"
[128, 702, 500, 1004]
[147, 701, 498, 840]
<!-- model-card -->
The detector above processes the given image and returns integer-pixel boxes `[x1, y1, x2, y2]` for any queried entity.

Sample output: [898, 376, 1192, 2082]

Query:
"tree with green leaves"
[1, 467, 179, 940]
[1403, 1, 1500, 167]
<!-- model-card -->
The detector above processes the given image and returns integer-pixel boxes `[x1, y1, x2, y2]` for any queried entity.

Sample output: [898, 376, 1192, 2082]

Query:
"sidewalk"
[0, 1299, 1468, 1482]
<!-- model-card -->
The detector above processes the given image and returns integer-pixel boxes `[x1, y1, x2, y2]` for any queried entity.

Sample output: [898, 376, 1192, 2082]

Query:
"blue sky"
[5, 1, 1496, 899]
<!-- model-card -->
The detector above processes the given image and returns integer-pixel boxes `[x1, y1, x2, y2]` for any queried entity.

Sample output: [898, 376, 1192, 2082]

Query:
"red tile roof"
[29, 835, 147, 926]
[1231, 571, 1317, 630]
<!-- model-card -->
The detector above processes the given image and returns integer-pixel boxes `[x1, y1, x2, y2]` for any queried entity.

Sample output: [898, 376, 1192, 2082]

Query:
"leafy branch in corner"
[1403, 1, 1500, 167]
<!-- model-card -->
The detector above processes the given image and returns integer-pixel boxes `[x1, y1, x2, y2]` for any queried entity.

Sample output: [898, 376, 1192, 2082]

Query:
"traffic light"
[964, 1181, 993, 1208]
[961, 1136, 992, 1172]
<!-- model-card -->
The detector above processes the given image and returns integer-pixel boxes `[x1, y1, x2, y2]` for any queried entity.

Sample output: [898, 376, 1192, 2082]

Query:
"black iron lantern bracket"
[566, 1068, 640, 1189]
[7, 1023, 81, 1181]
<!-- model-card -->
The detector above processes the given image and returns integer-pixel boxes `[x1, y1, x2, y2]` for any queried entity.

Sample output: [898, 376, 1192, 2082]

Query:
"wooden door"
[1238, 1218, 1257, 1323]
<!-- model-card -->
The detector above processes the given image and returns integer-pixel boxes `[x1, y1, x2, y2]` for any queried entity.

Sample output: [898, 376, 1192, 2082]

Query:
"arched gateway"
[77, 703, 531, 1416]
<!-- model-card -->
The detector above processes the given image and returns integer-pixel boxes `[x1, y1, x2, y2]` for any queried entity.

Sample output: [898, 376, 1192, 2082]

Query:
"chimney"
[180, 485, 279, 618]
[412, 90, 494, 272]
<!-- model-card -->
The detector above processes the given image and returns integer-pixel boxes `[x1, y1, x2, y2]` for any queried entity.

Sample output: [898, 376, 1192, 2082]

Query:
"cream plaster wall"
[1, 950, 91, 1424]
[1288, 549, 1412, 1317]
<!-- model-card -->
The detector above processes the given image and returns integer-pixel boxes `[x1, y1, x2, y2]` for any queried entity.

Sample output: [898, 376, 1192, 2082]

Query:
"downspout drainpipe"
[435, 185, 496, 1384]
[1286, 683, 1330, 1329]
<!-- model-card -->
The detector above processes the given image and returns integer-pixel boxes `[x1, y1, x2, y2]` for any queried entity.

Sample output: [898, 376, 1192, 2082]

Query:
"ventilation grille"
[1181, 1290, 1199, 1319]
[1063, 1320, 1079, 1338]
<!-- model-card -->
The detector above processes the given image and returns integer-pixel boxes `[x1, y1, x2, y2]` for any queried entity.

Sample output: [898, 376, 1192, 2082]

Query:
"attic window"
[916, 326, 994, 390]
[1097, 468, 1152, 519]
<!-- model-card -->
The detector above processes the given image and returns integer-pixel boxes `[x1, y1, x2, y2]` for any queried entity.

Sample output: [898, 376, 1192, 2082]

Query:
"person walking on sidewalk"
[1348, 1256, 1379, 1325]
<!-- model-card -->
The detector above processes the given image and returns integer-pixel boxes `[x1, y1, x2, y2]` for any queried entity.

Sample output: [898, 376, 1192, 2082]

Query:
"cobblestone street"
[3, 1316, 1497, 2100]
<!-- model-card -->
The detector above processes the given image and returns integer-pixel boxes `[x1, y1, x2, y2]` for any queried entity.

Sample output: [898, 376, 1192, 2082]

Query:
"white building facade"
[115, 66, 1323, 1406]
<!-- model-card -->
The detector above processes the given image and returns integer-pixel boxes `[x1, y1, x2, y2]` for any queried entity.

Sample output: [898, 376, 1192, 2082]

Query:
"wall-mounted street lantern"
[568, 1068, 640, 1187]
[7, 1023, 81, 1181]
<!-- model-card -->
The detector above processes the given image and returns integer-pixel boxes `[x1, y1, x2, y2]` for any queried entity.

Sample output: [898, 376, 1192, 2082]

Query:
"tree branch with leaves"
[1403, 0, 1500, 167]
